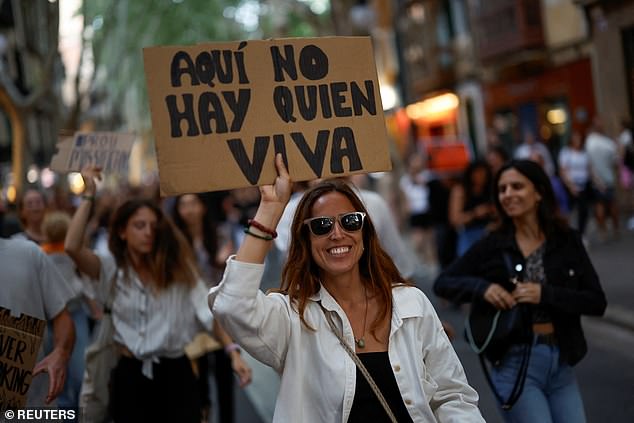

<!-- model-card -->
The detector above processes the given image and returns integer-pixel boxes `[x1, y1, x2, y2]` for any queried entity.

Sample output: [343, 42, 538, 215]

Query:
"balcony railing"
[472, 0, 545, 60]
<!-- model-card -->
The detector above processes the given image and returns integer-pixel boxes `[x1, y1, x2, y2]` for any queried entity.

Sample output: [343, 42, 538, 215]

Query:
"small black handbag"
[466, 300, 530, 361]
[465, 253, 533, 409]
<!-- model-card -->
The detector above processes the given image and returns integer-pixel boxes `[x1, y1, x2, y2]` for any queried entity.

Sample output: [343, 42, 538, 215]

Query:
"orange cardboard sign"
[143, 37, 391, 195]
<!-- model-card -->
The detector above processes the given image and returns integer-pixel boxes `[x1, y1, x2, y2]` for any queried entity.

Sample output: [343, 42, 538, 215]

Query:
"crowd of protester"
[0, 113, 631, 422]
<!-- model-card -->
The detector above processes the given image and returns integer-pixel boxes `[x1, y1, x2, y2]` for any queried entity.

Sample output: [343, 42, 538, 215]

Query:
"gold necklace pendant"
[355, 284, 368, 349]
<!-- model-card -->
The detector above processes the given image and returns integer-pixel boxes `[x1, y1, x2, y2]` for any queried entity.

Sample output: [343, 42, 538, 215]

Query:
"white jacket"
[209, 257, 484, 423]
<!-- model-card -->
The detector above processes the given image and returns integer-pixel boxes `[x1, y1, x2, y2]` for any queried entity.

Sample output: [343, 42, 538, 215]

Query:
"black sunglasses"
[303, 212, 367, 237]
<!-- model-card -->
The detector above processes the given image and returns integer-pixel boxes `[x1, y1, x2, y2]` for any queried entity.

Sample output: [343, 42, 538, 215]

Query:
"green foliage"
[81, 0, 332, 133]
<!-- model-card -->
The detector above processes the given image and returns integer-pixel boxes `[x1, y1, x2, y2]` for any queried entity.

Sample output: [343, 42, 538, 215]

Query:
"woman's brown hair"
[109, 199, 197, 290]
[277, 179, 410, 338]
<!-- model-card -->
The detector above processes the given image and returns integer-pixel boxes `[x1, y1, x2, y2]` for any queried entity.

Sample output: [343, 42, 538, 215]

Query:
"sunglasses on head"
[303, 212, 366, 237]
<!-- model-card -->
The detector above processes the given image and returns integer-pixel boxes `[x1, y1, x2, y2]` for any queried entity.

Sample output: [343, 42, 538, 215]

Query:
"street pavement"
[585, 228, 634, 330]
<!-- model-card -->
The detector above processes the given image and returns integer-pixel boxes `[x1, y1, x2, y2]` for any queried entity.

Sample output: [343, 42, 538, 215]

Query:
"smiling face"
[497, 168, 542, 220]
[308, 192, 364, 281]
[119, 206, 158, 256]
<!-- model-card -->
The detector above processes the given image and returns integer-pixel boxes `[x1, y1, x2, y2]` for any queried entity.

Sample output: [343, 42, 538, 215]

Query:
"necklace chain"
[355, 285, 368, 349]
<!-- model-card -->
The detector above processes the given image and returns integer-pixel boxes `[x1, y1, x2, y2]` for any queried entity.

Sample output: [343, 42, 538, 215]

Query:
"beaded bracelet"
[247, 219, 278, 239]
[243, 227, 273, 241]
[224, 343, 241, 354]
[82, 194, 95, 202]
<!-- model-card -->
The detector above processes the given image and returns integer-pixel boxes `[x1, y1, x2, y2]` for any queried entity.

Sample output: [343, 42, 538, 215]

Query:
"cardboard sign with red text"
[143, 37, 391, 195]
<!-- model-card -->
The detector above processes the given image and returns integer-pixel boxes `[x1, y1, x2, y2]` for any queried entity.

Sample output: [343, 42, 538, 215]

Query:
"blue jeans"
[45, 304, 91, 411]
[457, 225, 486, 257]
[490, 342, 586, 423]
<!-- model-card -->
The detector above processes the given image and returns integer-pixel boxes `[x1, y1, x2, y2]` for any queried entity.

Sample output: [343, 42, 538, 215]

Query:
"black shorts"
[410, 212, 433, 229]
[594, 186, 616, 204]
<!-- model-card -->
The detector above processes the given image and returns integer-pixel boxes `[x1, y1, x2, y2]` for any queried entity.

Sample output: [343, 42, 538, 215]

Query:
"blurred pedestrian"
[0, 196, 21, 238]
[585, 117, 619, 240]
[0, 237, 75, 406]
[434, 160, 607, 423]
[210, 155, 484, 422]
[486, 145, 510, 176]
[529, 151, 569, 216]
[558, 132, 592, 236]
[514, 131, 555, 177]
[399, 154, 435, 264]
[12, 188, 47, 244]
[618, 118, 634, 229]
[449, 160, 495, 256]
[41, 211, 92, 411]
[65, 166, 215, 423]
[427, 173, 458, 270]
[172, 193, 252, 423]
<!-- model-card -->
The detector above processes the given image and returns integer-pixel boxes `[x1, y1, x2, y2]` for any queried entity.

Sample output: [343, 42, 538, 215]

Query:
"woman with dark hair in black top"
[449, 160, 495, 256]
[435, 160, 607, 423]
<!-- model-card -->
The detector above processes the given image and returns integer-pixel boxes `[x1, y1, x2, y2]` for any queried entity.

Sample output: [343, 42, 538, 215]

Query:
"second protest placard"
[143, 37, 391, 195]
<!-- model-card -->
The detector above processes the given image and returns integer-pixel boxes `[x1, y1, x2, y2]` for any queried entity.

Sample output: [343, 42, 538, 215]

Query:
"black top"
[434, 227, 607, 365]
[523, 243, 552, 324]
[463, 191, 492, 229]
[347, 352, 413, 423]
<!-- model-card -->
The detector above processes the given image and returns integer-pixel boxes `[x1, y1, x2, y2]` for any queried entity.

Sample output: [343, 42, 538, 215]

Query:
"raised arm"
[235, 154, 292, 264]
[64, 166, 102, 279]
[209, 154, 294, 371]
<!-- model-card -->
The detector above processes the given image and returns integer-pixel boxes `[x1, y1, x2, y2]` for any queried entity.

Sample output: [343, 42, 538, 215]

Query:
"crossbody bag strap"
[479, 251, 531, 409]
[104, 271, 118, 312]
[478, 338, 531, 409]
[319, 304, 398, 423]
[464, 308, 502, 354]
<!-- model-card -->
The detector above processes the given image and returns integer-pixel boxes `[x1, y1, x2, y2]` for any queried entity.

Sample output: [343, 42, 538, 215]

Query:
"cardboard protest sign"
[50, 132, 136, 173]
[0, 307, 45, 411]
[143, 37, 392, 195]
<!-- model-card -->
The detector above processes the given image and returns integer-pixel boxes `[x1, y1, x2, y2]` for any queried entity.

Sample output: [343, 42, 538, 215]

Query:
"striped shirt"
[97, 253, 212, 378]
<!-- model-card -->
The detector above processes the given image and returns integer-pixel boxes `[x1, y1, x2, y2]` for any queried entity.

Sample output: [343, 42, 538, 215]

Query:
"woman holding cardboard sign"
[64, 166, 221, 423]
[209, 154, 484, 422]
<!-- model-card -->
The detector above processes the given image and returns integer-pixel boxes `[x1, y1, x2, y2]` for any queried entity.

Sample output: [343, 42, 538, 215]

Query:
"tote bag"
[79, 279, 119, 423]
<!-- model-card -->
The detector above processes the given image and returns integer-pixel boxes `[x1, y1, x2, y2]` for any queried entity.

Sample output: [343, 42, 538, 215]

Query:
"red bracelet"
[248, 219, 278, 239]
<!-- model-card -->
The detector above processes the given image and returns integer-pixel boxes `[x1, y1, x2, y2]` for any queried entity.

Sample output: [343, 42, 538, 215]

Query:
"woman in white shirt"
[209, 154, 484, 422]
[558, 132, 592, 235]
[65, 166, 213, 423]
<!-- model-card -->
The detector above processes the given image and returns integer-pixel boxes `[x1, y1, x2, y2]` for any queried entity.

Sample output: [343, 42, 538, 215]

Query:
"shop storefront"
[399, 92, 471, 173]
[484, 58, 596, 158]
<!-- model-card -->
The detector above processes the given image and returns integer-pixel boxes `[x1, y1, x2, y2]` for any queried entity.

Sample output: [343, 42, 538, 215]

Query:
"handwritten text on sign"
[50, 132, 136, 174]
[144, 37, 391, 195]
[0, 307, 45, 411]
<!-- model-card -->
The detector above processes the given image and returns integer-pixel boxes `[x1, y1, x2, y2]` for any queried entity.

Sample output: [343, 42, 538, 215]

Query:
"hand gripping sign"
[143, 37, 392, 195]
